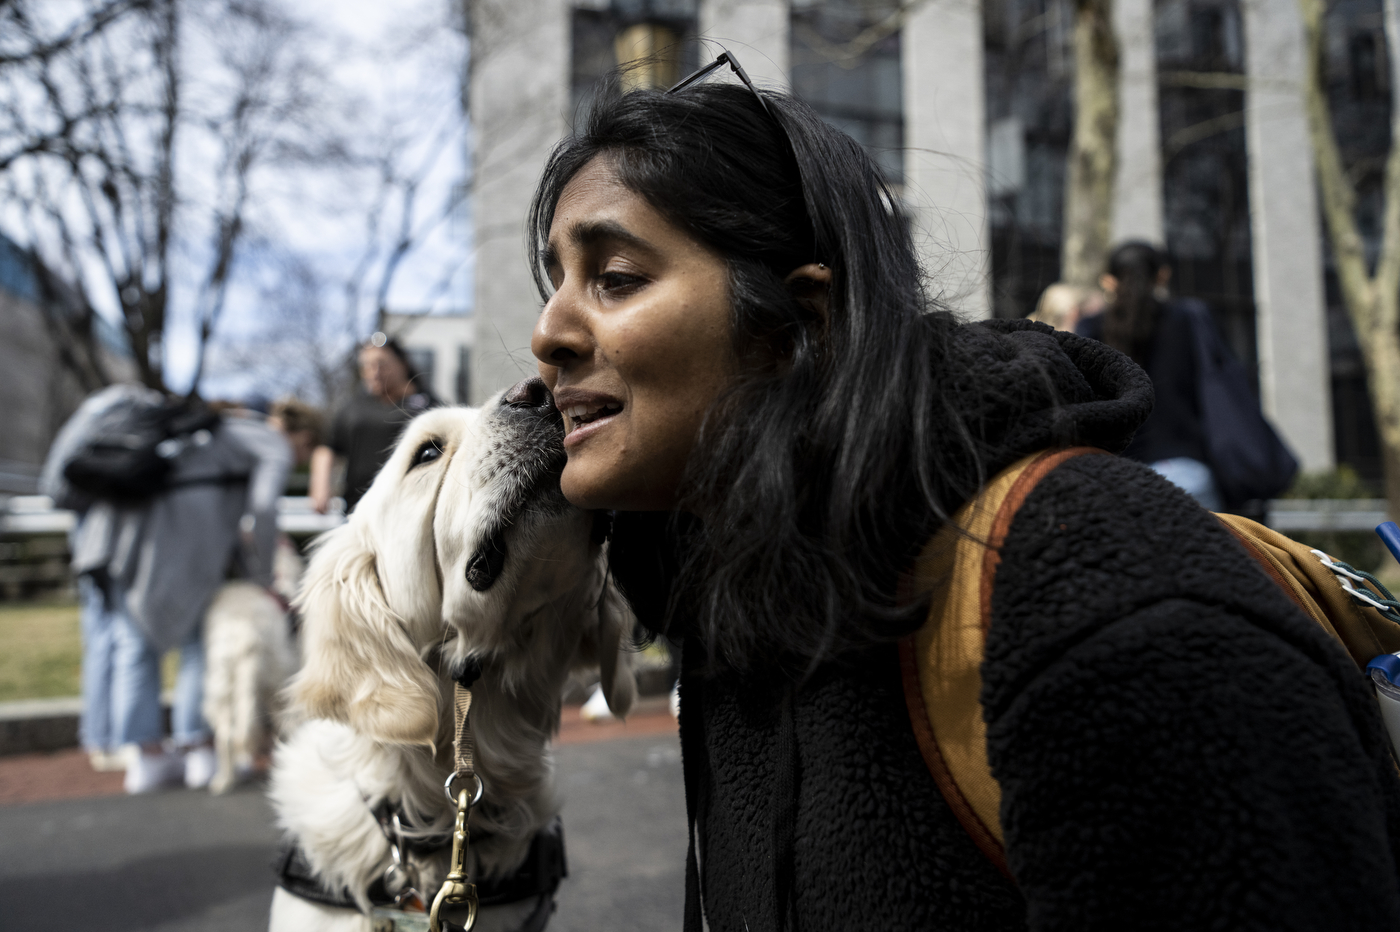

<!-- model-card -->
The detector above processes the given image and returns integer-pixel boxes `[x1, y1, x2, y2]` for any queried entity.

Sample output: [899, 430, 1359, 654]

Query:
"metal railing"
[1265, 499, 1391, 533]
[1, 496, 1392, 535]
[0, 495, 348, 535]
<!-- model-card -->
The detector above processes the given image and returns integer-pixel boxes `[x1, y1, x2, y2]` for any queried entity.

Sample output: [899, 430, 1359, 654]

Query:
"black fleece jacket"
[619, 320, 1400, 931]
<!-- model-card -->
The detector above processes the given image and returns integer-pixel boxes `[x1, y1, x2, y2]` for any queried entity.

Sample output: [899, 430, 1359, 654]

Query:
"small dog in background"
[201, 536, 302, 794]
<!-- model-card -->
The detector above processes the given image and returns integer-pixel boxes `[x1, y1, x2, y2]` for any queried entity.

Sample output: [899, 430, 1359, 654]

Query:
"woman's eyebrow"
[569, 219, 655, 255]
[540, 219, 659, 273]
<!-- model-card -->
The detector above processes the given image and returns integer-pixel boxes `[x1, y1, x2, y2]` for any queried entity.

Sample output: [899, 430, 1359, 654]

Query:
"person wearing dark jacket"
[1074, 240, 1295, 511]
[526, 65, 1400, 931]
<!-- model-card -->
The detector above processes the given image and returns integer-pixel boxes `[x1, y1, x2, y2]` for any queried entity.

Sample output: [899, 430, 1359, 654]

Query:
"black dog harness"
[274, 816, 567, 932]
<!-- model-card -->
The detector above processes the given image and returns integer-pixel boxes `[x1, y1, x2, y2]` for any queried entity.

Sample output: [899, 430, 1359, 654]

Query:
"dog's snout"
[502, 377, 553, 410]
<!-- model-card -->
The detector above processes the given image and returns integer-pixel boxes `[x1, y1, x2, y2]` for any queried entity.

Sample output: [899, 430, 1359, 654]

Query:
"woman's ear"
[289, 524, 441, 746]
[784, 262, 833, 325]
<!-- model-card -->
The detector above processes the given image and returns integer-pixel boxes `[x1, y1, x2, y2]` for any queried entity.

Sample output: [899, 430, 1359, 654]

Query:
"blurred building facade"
[467, 0, 1384, 479]
[0, 234, 132, 492]
[382, 312, 476, 405]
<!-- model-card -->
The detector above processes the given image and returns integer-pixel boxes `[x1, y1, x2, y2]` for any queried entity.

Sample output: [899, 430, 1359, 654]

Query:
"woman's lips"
[563, 407, 621, 448]
[554, 389, 624, 448]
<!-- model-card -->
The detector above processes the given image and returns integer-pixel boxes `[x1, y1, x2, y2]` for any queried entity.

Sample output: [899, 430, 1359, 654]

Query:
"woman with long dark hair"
[1078, 241, 1222, 509]
[528, 66, 1400, 930]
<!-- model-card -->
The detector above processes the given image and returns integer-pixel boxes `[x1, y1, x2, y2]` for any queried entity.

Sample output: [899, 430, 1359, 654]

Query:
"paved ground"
[0, 708, 686, 931]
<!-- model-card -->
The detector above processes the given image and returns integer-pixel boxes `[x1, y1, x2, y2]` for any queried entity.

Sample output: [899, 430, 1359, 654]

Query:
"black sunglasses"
[666, 47, 775, 119]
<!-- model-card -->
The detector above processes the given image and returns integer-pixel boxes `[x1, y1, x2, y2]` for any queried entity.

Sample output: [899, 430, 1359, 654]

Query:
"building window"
[571, 0, 700, 123]
[790, 0, 904, 184]
[407, 348, 436, 398]
[456, 345, 471, 405]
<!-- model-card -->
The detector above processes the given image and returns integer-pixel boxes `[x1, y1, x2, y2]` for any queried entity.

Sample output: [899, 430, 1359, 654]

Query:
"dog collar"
[273, 816, 568, 914]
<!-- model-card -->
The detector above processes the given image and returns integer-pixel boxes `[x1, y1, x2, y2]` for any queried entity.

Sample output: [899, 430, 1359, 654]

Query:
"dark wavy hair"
[1102, 241, 1165, 365]
[528, 82, 987, 673]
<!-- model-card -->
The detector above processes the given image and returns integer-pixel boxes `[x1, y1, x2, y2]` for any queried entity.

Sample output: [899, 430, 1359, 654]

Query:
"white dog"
[202, 537, 302, 794]
[268, 381, 636, 932]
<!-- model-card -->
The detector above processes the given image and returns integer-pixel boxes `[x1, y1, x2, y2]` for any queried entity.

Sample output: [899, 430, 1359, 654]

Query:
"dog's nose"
[502, 377, 553, 409]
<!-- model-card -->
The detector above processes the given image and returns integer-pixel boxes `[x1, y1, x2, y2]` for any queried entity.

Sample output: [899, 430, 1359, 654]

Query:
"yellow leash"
[429, 674, 484, 932]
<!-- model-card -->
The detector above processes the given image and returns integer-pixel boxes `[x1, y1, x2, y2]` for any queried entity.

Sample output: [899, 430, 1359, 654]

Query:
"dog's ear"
[594, 578, 637, 718]
[290, 525, 441, 746]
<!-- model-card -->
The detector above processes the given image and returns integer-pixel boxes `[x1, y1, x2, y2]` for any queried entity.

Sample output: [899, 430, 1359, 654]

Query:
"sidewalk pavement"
[0, 697, 676, 806]
[0, 700, 684, 931]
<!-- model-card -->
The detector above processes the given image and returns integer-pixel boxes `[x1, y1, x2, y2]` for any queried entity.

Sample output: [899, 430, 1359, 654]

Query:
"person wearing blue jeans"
[111, 599, 214, 792]
[46, 387, 291, 793]
[81, 574, 214, 792]
[1149, 456, 1223, 512]
[77, 575, 120, 769]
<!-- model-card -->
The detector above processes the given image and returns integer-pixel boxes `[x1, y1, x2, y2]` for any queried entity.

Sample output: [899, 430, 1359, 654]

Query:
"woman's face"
[532, 157, 736, 511]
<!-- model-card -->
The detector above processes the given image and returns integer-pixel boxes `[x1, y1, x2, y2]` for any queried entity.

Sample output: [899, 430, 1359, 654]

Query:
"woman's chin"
[560, 464, 683, 513]
[559, 466, 616, 512]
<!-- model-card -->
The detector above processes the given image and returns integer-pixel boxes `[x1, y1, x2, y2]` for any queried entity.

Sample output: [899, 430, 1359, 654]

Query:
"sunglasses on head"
[666, 47, 776, 119]
[663, 47, 818, 261]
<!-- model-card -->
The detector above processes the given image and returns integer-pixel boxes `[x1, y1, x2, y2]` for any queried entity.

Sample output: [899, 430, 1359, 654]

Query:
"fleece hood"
[609, 316, 1155, 652]
[951, 318, 1154, 476]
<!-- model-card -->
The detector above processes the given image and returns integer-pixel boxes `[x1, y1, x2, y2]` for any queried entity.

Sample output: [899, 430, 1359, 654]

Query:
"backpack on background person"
[62, 395, 223, 502]
[1178, 299, 1299, 511]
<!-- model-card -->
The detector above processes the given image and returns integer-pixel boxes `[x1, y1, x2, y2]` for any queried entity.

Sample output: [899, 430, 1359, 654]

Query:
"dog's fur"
[267, 397, 635, 932]
[203, 538, 302, 794]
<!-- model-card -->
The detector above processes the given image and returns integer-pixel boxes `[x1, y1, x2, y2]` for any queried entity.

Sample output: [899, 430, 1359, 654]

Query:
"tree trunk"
[1361, 289, 1400, 515]
[1302, 0, 1400, 518]
[1062, 0, 1120, 288]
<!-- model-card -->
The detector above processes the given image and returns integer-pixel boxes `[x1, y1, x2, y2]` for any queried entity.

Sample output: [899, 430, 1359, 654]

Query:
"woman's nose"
[532, 290, 590, 367]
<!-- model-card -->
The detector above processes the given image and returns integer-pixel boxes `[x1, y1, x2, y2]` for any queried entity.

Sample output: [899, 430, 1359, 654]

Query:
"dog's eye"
[411, 441, 444, 470]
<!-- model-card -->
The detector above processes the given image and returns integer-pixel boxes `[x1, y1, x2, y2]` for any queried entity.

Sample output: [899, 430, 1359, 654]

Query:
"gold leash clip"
[429, 773, 483, 932]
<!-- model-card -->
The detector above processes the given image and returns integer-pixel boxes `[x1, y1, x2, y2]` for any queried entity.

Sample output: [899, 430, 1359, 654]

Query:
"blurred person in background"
[309, 333, 436, 514]
[44, 388, 291, 792]
[42, 384, 158, 773]
[1027, 282, 1104, 333]
[268, 398, 324, 472]
[1075, 240, 1295, 512]
[1077, 241, 1221, 508]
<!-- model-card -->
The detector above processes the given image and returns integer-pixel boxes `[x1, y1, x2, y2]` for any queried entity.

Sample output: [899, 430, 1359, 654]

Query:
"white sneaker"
[87, 748, 127, 772]
[669, 681, 681, 719]
[183, 746, 218, 790]
[580, 683, 616, 722]
[123, 748, 185, 794]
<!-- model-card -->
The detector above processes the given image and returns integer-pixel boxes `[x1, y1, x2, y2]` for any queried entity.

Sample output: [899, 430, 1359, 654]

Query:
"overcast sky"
[176, 0, 472, 396]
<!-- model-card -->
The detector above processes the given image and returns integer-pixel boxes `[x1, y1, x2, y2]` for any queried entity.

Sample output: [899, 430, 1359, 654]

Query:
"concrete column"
[469, 0, 571, 401]
[1111, 0, 1164, 244]
[902, 0, 991, 319]
[1242, 0, 1334, 470]
[698, 0, 790, 90]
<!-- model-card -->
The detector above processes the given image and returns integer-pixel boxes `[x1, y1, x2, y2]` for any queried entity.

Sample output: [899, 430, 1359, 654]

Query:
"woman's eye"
[598, 271, 646, 295]
[411, 441, 443, 469]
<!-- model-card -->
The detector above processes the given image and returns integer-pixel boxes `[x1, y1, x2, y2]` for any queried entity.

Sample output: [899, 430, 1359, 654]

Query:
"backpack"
[1179, 299, 1299, 509]
[900, 447, 1400, 877]
[62, 396, 222, 501]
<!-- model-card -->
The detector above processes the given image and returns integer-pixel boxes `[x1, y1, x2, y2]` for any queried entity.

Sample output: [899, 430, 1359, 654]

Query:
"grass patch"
[0, 601, 181, 703]
[0, 601, 82, 702]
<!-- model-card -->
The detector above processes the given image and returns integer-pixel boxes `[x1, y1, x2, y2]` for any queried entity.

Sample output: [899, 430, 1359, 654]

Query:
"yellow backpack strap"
[899, 447, 1106, 878]
[1215, 512, 1400, 669]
